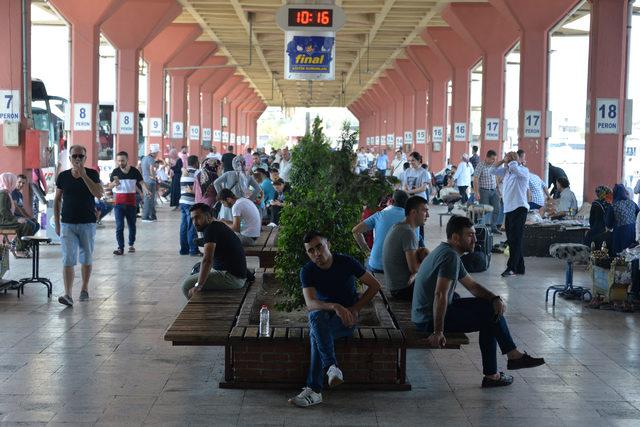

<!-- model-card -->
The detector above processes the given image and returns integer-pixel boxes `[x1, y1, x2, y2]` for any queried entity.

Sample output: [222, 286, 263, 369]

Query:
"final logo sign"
[285, 32, 335, 80]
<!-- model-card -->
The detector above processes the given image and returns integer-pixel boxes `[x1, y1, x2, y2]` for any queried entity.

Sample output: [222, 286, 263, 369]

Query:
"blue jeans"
[415, 298, 516, 376]
[479, 188, 500, 229]
[114, 204, 137, 249]
[307, 310, 355, 392]
[60, 223, 97, 267]
[179, 203, 198, 255]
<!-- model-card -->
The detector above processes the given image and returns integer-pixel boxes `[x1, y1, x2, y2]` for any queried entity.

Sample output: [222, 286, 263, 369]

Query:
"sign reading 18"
[598, 103, 617, 119]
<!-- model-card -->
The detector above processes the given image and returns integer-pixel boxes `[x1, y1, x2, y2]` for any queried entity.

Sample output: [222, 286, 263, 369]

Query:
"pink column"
[236, 93, 258, 147]
[102, 0, 181, 164]
[186, 55, 225, 158]
[443, 3, 519, 158]
[142, 24, 202, 155]
[229, 87, 253, 147]
[213, 76, 243, 150]
[423, 27, 481, 164]
[387, 69, 416, 153]
[166, 42, 216, 152]
[0, 0, 29, 174]
[492, 0, 580, 176]
[49, 0, 123, 167]
[395, 58, 429, 157]
[361, 93, 381, 147]
[407, 45, 452, 172]
[201, 68, 236, 151]
[372, 84, 394, 149]
[379, 76, 404, 150]
[366, 89, 386, 150]
[583, 0, 629, 201]
[225, 83, 250, 148]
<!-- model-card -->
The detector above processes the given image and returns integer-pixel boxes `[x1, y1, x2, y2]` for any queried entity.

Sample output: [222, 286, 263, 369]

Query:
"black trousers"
[505, 207, 528, 274]
[458, 186, 468, 203]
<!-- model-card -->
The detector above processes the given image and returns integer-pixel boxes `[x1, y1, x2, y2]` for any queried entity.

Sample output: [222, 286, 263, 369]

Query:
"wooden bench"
[244, 226, 278, 268]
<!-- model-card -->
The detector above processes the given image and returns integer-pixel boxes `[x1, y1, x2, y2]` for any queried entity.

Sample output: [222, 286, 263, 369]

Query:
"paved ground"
[1, 204, 639, 426]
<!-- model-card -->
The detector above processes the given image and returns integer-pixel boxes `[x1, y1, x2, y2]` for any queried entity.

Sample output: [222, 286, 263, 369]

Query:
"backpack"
[461, 251, 489, 273]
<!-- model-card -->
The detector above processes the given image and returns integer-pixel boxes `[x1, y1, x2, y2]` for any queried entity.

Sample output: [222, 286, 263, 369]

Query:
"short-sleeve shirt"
[528, 173, 546, 206]
[140, 155, 155, 182]
[382, 222, 419, 292]
[364, 206, 407, 271]
[203, 221, 247, 278]
[222, 153, 236, 173]
[56, 168, 101, 224]
[231, 197, 261, 238]
[558, 188, 578, 213]
[402, 168, 430, 199]
[11, 189, 24, 209]
[300, 253, 365, 308]
[412, 242, 468, 324]
[110, 167, 143, 206]
[179, 167, 197, 205]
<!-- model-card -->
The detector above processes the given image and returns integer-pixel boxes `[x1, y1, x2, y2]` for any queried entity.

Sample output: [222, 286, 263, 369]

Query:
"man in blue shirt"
[351, 190, 411, 273]
[289, 231, 381, 408]
[376, 149, 389, 177]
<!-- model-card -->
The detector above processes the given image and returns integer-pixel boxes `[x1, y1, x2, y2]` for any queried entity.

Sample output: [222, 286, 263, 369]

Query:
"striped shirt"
[474, 161, 497, 190]
[110, 167, 143, 206]
[179, 167, 197, 205]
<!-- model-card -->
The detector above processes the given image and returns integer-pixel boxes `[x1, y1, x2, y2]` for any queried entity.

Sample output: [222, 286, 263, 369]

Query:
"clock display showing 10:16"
[288, 8, 333, 27]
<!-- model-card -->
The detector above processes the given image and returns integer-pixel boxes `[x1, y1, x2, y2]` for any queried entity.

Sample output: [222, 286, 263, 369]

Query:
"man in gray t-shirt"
[140, 150, 158, 221]
[411, 215, 545, 389]
[382, 196, 429, 300]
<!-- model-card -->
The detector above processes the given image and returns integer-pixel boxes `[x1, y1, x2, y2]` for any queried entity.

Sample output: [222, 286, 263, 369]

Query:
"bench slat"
[244, 326, 259, 340]
[358, 328, 376, 342]
[273, 327, 287, 340]
[288, 328, 302, 340]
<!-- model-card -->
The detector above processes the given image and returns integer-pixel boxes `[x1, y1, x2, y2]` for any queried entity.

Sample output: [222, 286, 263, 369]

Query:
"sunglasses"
[71, 154, 85, 159]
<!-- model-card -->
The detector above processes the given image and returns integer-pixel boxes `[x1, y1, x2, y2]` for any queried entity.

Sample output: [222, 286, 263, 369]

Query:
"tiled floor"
[1, 204, 639, 426]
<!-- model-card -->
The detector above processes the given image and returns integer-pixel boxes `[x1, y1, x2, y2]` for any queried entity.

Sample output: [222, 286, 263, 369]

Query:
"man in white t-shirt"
[205, 146, 222, 161]
[218, 188, 261, 245]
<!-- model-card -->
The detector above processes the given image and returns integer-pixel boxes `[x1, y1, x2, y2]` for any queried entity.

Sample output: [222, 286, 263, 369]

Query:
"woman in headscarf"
[0, 173, 34, 258]
[605, 183, 640, 255]
[213, 156, 262, 220]
[584, 185, 613, 249]
[168, 149, 182, 209]
[194, 158, 220, 207]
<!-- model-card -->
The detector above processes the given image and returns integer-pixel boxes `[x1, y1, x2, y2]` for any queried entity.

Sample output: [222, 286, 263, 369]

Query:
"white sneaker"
[288, 387, 322, 407]
[327, 365, 344, 388]
[267, 222, 277, 227]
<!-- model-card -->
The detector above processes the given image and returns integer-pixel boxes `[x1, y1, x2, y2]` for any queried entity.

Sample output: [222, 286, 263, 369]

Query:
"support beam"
[395, 58, 429, 159]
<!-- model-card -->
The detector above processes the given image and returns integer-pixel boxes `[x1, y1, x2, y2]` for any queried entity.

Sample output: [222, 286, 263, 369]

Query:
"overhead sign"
[454, 122, 467, 142]
[73, 103, 92, 131]
[119, 112, 134, 135]
[213, 130, 222, 142]
[485, 118, 500, 141]
[415, 129, 426, 144]
[432, 126, 443, 143]
[285, 32, 335, 80]
[523, 110, 541, 138]
[595, 98, 619, 134]
[404, 131, 413, 143]
[0, 89, 20, 122]
[189, 125, 200, 141]
[148, 117, 162, 137]
[172, 122, 184, 139]
[276, 4, 346, 32]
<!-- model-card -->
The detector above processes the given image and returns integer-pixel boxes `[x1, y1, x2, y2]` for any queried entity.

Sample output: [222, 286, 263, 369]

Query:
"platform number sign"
[148, 118, 162, 137]
[432, 126, 443, 143]
[485, 118, 500, 141]
[213, 130, 222, 142]
[119, 112, 134, 135]
[375, 135, 380, 145]
[404, 131, 413, 144]
[415, 129, 426, 144]
[0, 89, 20, 122]
[595, 98, 619, 134]
[189, 125, 200, 141]
[73, 103, 92, 131]
[386, 134, 394, 145]
[454, 123, 467, 142]
[395, 136, 403, 148]
[523, 110, 541, 137]
[203, 128, 212, 142]
[172, 122, 184, 138]
[222, 131, 229, 143]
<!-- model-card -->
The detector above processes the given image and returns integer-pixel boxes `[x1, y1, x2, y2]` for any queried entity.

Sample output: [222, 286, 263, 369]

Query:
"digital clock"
[288, 8, 334, 28]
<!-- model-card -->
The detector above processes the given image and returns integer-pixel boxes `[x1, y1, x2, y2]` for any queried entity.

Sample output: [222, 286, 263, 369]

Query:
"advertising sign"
[285, 32, 335, 80]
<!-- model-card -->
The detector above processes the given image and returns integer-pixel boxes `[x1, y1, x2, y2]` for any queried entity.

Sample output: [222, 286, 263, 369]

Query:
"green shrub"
[275, 117, 391, 311]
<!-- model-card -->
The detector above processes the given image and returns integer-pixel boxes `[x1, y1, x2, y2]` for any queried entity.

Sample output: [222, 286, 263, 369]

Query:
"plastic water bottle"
[259, 305, 270, 337]
[40, 212, 47, 229]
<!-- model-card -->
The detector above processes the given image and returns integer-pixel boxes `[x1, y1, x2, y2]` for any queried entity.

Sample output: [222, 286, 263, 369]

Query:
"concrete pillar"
[48, 0, 123, 167]
[395, 58, 429, 159]
[212, 75, 243, 151]
[406, 45, 452, 172]
[583, 0, 630, 201]
[350, 101, 368, 147]
[0, 0, 29, 174]
[492, 0, 580, 176]
[443, 3, 519, 158]
[372, 84, 394, 150]
[387, 69, 416, 153]
[186, 55, 225, 158]
[201, 67, 236, 151]
[379, 76, 404, 151]
[224, 83, 250, 149]
[102, 0, 181, 165]
[235, 93, 258, 147]
[142, 24, 201, 155]
[166, 41, 216, 152]
[423, 27, 482, 164]
[361, 93, 381, 147]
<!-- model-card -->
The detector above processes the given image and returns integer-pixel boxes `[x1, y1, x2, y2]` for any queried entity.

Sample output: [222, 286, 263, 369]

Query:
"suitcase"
[462, 225, 492, 272]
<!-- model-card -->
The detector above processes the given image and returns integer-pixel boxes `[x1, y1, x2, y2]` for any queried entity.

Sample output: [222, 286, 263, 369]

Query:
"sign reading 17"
[4, 94, 12, 109]
[525, 113, 540, 127]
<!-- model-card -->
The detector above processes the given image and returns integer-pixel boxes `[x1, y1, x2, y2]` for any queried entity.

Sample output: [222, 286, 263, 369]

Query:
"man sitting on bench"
[181, 203, 247, 299]
[218, 188, 261, 246]
[289, 231, 381, 408]
[412, 215, 545, 388]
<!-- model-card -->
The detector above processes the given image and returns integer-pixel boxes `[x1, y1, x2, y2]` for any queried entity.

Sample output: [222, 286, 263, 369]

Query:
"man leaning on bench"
[179, 199, 545, 408]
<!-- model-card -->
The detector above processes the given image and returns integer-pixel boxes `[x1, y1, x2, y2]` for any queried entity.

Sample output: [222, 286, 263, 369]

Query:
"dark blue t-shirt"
[300, 253, 366, 308]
